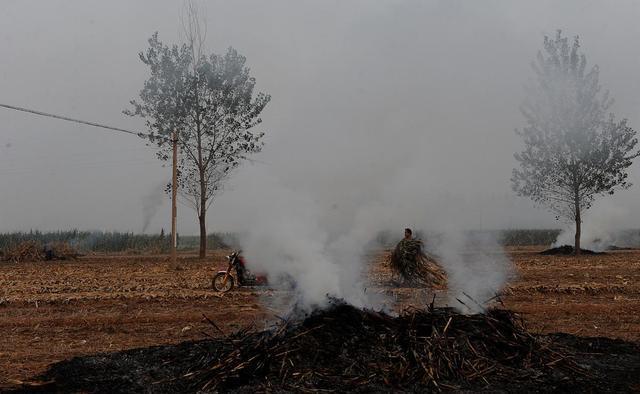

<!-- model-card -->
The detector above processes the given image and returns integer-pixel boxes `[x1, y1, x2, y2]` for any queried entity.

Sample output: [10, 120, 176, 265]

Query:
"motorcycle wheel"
[212, 272, 235, 293]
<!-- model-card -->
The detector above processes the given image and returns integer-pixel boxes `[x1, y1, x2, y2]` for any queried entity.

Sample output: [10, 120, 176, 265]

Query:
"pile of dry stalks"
[389, 239, 447, 286]
[49, 241, 82, 260]
[1, 241, 81, 262]
[29, 298, 638, 392]
[540, 245, 603, 255]
[189, 300, 582, 392]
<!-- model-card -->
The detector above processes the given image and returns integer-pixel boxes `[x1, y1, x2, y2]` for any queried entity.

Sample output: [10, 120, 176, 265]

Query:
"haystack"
[2, 240, 43, 262]
[49, 241, 82, 260]
[1, 241, 81, 262]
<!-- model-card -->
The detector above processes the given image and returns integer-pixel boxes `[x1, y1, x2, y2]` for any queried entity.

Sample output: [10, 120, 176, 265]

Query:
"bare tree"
[512, 30, 639, 254]
[126, 3, 270, 258]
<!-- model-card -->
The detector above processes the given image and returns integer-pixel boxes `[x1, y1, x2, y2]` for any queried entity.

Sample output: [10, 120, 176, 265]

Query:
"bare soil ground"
[502, 246, 640, 340]
[1, 247, 639, 388]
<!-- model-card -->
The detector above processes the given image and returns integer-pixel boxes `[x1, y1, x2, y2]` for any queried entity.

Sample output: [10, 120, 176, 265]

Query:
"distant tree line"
[372, 229, 640, 248]
[0, 230, 236, 253]
[2, 229, 639, 253]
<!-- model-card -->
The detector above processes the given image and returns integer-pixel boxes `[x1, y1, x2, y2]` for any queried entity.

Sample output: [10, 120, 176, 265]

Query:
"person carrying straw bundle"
[389, 228, 446, 286]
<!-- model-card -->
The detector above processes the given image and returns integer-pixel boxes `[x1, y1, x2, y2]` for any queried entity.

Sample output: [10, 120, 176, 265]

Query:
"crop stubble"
[0, 247, 639, 387]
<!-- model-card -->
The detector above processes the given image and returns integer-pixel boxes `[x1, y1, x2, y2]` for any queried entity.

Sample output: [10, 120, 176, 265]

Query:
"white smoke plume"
[554, 199, 629, 252]
[433, 230, 512, 313]
[141, 182, 166, 233]
[222, 154, 514, 313]
[229, 171, 378, 310]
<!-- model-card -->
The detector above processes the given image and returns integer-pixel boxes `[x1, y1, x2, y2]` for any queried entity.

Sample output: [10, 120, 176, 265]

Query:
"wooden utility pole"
[171, 130, 178, 266]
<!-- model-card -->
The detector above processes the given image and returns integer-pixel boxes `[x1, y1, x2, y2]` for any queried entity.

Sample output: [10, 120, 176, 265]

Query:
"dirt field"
[1, 247, 639, 388]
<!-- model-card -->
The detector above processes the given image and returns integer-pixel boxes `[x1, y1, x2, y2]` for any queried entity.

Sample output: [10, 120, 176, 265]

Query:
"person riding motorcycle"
[234, 254, 250, 284]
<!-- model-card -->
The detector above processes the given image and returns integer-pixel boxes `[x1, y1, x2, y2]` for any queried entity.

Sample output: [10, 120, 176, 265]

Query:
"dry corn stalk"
[389, 238, 446, 286]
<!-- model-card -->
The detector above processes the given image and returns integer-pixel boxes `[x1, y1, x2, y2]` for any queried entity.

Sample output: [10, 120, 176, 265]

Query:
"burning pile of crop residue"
[540, 245, 604, 255]
[24, 299, 640, 392]
[189, 301, 585, 392]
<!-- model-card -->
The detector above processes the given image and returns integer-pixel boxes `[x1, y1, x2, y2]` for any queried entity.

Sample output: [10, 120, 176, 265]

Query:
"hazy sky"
[1, 0, 639, 234]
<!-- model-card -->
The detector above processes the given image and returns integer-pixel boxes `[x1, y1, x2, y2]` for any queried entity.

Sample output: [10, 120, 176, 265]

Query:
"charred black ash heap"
[192, 299, 580, 392]
[23, 299, 640, 393]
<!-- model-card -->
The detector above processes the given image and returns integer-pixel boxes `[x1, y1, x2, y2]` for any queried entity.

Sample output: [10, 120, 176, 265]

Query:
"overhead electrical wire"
[0, 103, 143, 137]
[0, 102, 268, 165]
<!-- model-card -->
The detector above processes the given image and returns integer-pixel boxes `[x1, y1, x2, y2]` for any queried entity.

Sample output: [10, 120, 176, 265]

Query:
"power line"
[0, 102, 268, 164]
[0, 103, 143, 137]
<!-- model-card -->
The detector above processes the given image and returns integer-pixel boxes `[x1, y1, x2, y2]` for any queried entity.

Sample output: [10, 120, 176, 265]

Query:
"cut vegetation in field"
[20, 301, 640, 393]
[540, 245, 604, 255]
[0, 241, 81, 262]
[389, 239, 447, 286]
[2, 248, 640, 390]
[0, 231, 234, 255]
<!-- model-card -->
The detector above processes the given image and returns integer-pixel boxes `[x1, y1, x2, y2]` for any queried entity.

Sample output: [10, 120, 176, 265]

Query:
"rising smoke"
[141, 182, 166, 233]
[554, 199, 632, 252]
[200, 4, 637, 313]
[222, 151, 514, 313]
[434, 230, 512, 313]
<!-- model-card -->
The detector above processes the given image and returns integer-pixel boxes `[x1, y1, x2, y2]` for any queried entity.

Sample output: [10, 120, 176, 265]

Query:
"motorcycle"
[212, 250, 269, 293]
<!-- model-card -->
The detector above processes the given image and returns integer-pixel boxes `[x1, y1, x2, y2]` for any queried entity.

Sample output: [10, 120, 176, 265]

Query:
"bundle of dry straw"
[1, 241, 80, 262]
[389, 238, 446, 286]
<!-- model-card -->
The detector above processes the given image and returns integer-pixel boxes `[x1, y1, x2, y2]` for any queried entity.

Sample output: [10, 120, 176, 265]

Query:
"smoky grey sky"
[1, 0, 639, 234]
